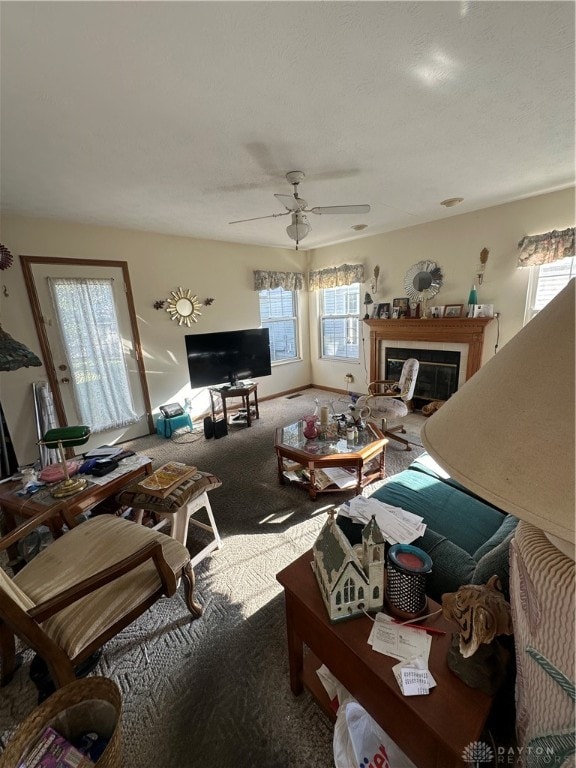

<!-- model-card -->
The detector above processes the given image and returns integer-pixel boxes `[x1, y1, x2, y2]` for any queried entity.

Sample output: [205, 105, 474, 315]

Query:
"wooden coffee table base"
[277, 551, 494, 768]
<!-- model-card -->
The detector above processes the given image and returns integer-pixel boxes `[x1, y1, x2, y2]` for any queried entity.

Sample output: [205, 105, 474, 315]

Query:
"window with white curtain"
[524, 256, 576, 324]
[320, 283, 360, 360]
[48, 277, 137, 432]
[258, 287, 299, 362]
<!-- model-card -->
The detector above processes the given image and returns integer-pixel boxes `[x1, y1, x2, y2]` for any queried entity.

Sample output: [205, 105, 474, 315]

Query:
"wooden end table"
[274, 421, 387, 499]
[208, 382, 259, 427]
[276, 550, 494, 768]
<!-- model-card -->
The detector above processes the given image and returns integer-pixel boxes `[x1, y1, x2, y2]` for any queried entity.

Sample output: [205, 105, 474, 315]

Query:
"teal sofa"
[337, 453, 518, 601]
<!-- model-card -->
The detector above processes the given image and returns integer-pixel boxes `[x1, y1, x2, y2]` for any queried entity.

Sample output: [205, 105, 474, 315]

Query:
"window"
[259, 287, 299, 362]
[320, 283, 360, 360]
[343, 577, 356, 603]
[525, 256, 576, 324]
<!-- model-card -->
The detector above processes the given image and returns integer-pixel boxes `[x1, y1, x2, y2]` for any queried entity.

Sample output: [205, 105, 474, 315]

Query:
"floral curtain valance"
[308, 263, 365, 291]
[517, 227, 575, 267]
[253, 270, 305, 291]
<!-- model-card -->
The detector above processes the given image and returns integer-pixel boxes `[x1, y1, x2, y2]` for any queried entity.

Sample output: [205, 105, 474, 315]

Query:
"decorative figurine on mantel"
[441, 575, 513, 695]
[312, 510, 385, 622]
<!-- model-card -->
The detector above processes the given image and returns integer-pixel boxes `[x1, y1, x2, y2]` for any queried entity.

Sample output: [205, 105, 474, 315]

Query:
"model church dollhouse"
[312, 510, 385, 622]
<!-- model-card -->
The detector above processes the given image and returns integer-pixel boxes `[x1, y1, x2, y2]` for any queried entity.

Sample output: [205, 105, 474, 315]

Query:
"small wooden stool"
[116, 471, 222, 567]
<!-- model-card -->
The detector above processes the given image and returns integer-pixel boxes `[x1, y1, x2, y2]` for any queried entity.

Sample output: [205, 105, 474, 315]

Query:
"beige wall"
[0, 218, 310, 464]
[1, 185, 574, 465]
[308, 188, 575, 391]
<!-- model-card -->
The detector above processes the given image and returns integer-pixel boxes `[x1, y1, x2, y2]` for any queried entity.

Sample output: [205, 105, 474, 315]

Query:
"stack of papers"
[339, 495, 426, 544]
[368, 612, 431, 664]
[368, 614, 436, 696]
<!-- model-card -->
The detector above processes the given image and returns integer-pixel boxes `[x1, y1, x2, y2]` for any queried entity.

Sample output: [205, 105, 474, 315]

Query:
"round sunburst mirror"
[166, 287, 202, 327]
[403, 260, 443, 302]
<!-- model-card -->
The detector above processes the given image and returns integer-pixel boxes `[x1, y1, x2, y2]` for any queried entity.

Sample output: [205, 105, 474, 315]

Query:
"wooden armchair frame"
[0, 514, 201, 690]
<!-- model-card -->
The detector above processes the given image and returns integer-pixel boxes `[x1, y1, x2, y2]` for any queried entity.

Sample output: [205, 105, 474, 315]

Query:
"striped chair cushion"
[13, 515, 191, 659]
[116, 470, 222, 514]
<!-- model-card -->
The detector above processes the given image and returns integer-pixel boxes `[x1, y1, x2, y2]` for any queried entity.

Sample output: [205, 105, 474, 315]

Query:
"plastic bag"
[334, 701, 417, 768]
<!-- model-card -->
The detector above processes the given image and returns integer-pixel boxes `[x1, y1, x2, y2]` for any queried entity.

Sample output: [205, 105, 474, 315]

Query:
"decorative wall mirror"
[403, 260, 443, 302]
[166, 287, 202, 326]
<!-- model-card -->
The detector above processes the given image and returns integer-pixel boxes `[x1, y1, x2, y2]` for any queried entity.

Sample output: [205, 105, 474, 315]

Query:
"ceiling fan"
[229, 171, 370, 250]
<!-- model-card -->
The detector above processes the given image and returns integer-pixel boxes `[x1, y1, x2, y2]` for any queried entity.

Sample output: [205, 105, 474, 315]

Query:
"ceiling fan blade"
[309, 205, 371, 215]
[274, 194, 301, 212]
[229, 211, 289, 224]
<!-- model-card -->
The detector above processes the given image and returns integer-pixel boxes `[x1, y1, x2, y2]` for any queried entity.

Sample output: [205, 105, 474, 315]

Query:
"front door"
[22, 257, 153, 453]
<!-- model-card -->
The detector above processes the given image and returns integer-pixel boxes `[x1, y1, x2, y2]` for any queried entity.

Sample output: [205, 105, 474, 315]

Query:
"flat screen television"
[185, 328, 271, 388]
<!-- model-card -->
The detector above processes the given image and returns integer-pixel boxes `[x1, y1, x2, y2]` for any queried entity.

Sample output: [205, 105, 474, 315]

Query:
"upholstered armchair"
[0, 514, 201, 692]
[356, 358, 420, 450]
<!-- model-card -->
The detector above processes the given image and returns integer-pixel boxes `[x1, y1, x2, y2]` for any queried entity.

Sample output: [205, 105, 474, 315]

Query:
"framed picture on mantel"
[444, 304, 464, 318]
[392, 298, 409, 318]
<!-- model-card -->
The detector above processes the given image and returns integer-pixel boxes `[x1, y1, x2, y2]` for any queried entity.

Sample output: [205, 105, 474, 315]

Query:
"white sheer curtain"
[48, 277, 137, 432]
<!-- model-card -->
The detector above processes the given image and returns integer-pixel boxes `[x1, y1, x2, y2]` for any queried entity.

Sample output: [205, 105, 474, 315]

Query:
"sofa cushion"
[409, 453, 508, 512]
[369, 468, 506, 555]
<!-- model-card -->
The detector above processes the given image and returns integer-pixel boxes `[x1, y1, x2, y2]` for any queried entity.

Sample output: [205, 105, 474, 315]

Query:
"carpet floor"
[0, 389, 424, 767]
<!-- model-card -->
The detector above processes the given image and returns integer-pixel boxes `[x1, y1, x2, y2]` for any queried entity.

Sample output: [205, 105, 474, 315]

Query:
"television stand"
[208, 383, 259, 428]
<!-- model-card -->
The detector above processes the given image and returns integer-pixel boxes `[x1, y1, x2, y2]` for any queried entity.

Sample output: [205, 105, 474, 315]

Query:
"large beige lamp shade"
[421, 279, 575, 552]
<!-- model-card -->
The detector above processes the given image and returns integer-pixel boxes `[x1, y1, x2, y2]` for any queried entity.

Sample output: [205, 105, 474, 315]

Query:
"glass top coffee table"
[274, 421, 387, 499]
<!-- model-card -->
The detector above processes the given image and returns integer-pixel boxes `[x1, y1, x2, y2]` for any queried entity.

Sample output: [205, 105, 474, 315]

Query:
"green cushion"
[369, 468, 506, 556]
[117, 471, 222, 514]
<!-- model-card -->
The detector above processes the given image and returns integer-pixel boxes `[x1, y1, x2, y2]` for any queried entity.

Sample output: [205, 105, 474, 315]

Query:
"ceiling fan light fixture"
[286, 213, 310, 244]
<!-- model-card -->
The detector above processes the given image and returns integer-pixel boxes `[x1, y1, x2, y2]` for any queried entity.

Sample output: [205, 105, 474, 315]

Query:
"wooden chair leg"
[181, 562, 202, 618]
[0, 621, 17, 686]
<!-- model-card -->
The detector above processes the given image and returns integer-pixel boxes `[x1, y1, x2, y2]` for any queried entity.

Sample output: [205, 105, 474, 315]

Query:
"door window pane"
[48, 278, 137, 432]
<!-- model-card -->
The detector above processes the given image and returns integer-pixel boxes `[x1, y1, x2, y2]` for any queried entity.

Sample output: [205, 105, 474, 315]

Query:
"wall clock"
[166, 287, 202, 327]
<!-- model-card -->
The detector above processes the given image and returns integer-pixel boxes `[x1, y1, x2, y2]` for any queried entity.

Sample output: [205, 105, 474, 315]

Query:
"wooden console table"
[277, 550, 494, 768]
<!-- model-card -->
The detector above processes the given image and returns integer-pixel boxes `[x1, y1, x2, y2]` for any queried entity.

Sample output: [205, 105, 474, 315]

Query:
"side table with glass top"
[274, 421, 387, 499]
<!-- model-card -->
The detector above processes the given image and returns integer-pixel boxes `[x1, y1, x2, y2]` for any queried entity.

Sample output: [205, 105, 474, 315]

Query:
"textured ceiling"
[1, 2, 574, 251]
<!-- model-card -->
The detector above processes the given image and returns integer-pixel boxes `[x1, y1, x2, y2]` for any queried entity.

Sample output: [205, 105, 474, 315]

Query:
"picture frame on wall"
[444, 304, 464, 318]
[377, 302, 391, 319]
[392, 298, 409, 317]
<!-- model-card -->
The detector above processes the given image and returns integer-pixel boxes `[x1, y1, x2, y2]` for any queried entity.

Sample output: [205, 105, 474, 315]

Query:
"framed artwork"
[429, 306, 445, 318]
[371, 304, 380, 319]
[377, 302, 391, 319]
[391, 307, 400, 319]
[444, 304, 464, 318]
[392, 297, 409, 317]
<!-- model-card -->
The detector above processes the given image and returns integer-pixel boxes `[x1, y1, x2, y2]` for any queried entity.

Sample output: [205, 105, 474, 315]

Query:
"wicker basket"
[0, 677, 122, 768]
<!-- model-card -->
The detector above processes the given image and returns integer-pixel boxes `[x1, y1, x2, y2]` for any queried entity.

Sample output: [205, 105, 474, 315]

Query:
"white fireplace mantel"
[364, 317, 493, 384]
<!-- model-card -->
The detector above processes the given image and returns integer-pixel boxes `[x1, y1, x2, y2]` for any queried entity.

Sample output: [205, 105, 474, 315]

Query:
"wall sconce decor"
[369, 265, 380, 294]
[476, 248, 489, 285]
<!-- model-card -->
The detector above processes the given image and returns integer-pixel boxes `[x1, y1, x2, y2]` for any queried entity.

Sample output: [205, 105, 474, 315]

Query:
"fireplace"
[386, 348, 460, 403]
[364, 316, 493, 399]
